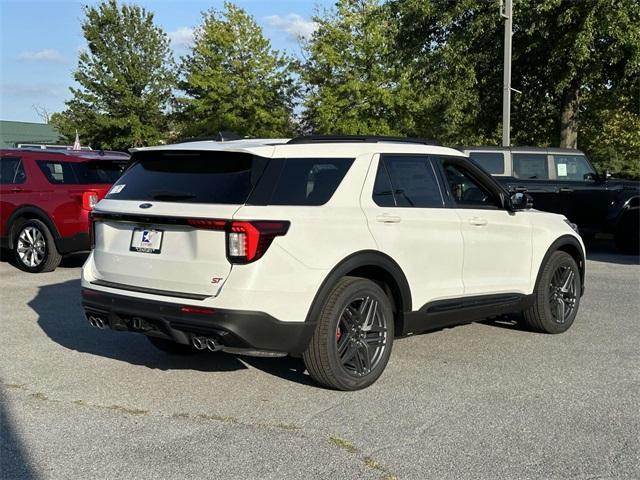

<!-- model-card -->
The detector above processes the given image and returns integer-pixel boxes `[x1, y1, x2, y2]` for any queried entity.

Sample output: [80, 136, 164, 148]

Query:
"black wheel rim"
[335, 296, 389, 377]
[548, 264, 577, 324]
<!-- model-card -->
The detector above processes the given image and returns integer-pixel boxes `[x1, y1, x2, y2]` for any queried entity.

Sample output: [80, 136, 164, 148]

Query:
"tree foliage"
[176, 2, 297, 138]
[51, 0, 175, 150]
[302, 0, 417, 135]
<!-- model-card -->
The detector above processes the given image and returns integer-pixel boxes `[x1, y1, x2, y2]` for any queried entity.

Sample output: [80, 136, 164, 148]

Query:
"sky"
[0, 0, 331, 123]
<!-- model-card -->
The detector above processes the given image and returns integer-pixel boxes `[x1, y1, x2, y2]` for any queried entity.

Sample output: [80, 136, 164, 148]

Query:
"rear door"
[508, 151, 557, 213]
[91, 150, 268, 298]
[0, 155, 29, 237]
[360, 154, 464, 307]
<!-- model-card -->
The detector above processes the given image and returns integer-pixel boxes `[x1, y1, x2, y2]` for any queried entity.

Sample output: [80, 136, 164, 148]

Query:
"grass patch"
[197, 413, 238, 424]
[105, 404, 148, 416]
[29, 392, 48, 401]
[363, 456, 384, 470]
[329, 436, 358, 454]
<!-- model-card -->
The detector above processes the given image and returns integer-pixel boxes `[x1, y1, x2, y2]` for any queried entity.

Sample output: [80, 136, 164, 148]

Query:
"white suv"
[81, 136, 585, 390]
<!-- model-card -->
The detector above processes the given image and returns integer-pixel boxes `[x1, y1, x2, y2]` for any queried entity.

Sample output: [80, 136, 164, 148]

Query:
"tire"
[146, 336, 197, 355]
[523, 251, 581, 334]
[303, 277, 394, 391]
[13, 219, 62, 273]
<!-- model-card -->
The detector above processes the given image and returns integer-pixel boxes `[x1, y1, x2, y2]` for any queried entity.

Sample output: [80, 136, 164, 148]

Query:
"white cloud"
[16, 49, 66, 63]
[265, 14, 317, 42]
[168, 27, 195, 48]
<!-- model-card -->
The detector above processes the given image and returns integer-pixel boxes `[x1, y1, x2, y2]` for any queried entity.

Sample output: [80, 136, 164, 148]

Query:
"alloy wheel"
[548, 264, 577, 324]
[335, 296, 389, 377]
[17, 226, 46, 268]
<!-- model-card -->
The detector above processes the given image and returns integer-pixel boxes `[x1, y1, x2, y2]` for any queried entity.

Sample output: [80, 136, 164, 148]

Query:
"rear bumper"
[81, 288, 316, 354]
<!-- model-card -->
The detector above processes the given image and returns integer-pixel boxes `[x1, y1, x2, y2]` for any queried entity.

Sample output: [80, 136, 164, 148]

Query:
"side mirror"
[604, 169, 612, 180]
[510, 192, 534, 211]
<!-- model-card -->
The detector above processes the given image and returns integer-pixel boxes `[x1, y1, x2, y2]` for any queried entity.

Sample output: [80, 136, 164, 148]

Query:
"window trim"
[374, 153, 446, 209]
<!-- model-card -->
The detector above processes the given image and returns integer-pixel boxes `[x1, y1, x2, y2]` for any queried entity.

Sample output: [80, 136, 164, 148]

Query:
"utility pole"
[501, 0, 512, 147]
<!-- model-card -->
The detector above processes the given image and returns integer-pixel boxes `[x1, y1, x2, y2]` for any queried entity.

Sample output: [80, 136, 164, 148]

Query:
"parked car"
[0, 148, 129, 272]
[82, 136, 585, 390]
[460, 147, 640, 253]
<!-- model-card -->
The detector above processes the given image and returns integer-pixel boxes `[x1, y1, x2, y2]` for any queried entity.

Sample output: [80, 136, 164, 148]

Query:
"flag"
[73, 130, 81, 150]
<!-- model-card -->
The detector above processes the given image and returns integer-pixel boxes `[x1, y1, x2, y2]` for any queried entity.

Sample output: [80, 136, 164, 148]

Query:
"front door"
[438, 159, 533, 296]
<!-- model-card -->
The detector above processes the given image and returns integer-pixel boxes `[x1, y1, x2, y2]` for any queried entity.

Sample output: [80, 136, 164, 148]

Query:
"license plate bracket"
[129, 228, 164, 254]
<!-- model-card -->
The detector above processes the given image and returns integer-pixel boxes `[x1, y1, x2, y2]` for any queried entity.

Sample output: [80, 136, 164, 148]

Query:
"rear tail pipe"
[87, 315, 107, 329]
[191, 336, 222, 352]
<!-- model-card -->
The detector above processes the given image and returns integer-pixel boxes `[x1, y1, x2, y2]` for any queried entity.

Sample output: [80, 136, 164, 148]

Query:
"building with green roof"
[0, 120, 64, 148]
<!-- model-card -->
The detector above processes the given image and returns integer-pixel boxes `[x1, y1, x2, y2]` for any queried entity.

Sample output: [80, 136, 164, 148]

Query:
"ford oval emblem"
[139, 203, 153, 209]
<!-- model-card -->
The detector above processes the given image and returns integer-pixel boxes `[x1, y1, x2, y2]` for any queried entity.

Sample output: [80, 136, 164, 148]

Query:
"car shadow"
[29, 278, 313, 385]
[584, 238, 639, 265]
[0, 249, 90, 269]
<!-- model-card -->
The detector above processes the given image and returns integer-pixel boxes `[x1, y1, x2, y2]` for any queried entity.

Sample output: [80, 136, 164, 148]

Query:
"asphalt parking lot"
[1, 243, 639, 480]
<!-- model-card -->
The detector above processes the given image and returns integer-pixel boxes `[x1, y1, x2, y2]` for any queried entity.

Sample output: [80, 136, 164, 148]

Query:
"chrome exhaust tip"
[205, 338, 221, 352]
[191, 336, 207, 350]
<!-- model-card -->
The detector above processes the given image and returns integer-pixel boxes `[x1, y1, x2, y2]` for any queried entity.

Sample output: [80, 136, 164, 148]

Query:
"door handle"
[514, 186, 528, 192]
[469, 217, 488, 226]
[376, 214, 401, 224]
[559, 187, 573, 193]
[11, 187, 23, 193]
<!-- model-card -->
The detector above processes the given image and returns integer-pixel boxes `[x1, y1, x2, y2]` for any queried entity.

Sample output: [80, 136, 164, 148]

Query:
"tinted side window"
[383, 155, 443, 208]
[512, 153, 549, 179]
[37, 161, 76, 184]
[443, 163, 500, 209]
[1, 157, 26, 184]
[269, 158, 353, 206]
[372, 159, 395, 207]
[71, 161, 126, 184]
[468, 152, 505, 174]
[553, 154, 595, 181]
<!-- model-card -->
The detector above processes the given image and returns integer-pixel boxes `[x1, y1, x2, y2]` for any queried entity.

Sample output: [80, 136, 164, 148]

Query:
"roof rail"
[287, 135, 439, 146]
[176, 131, 244, 144]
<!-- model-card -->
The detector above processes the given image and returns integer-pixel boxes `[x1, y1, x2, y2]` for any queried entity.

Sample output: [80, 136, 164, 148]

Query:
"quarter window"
[512, 153, 549, 180]
[0, 157, 26, 184]
[375, 155, 443, 208]
[468, 152, 505, 174]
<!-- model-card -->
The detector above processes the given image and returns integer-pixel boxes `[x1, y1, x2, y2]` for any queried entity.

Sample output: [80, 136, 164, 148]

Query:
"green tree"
[51, 0, 175, 150]
[302, 0, 418, 136]
[177, 3, 297, 138]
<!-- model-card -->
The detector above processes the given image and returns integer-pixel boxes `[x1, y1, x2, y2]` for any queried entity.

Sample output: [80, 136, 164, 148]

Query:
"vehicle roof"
[459, 146, 586, 154]
[132, 138, 466, 159]
[0, 148, 130, 162]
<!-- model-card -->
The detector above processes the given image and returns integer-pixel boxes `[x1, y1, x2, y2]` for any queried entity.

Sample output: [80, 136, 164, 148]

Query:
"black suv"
[461, 147, 639, 254]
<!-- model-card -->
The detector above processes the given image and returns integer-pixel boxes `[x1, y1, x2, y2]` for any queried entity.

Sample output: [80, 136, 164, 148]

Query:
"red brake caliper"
[336, 325, 342, 342]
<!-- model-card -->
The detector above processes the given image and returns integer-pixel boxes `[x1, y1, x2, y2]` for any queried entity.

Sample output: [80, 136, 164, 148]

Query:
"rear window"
[106, 151, 267, 204]
[105, 152, 353, 206]
[468, 152, 505, 174]
[37, 160, 126, 184]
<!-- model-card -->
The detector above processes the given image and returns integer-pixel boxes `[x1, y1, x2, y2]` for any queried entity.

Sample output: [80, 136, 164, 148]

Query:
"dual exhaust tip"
[87, 315, 108, 329]
[191, 336, 222, 352]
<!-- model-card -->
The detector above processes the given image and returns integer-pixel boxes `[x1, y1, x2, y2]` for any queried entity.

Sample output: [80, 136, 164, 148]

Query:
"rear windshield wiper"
[150, 190, 196, 200]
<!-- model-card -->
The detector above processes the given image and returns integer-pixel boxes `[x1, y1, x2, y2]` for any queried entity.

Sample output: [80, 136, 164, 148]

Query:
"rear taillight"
[187, 218, 290, 264]
[82, 191, 99, 210]
[227, 221, 289, 264]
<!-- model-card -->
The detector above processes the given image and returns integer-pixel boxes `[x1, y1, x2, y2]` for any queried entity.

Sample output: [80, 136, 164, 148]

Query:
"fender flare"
[5, 206, 61, 249]
[304, 250, 412, 324]
[535, 235, 586, 294]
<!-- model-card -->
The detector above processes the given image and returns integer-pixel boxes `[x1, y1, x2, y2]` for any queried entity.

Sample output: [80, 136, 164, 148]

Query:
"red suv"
[0, 148, 129, 272]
